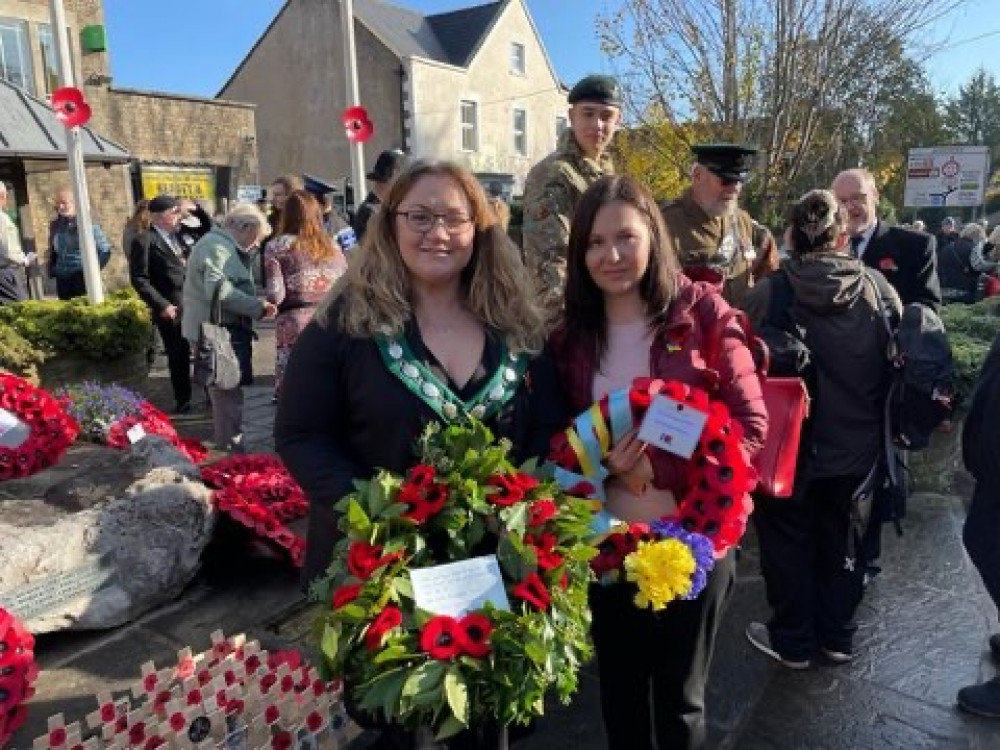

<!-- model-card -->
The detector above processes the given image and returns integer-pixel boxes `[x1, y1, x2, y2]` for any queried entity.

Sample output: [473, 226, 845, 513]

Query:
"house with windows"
[0, 0, 258, 289]
[218, 0, 569, 198]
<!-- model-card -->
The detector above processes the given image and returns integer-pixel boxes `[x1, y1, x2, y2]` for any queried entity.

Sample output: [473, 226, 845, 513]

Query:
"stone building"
[0, 0, 258, 290]
[219, 0, 568, 199]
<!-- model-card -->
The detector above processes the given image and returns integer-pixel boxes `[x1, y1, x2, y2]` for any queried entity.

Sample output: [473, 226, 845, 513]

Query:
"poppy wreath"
[549, 377, 757, 557]
[200, 455, 308, 567]
[313, 421, 595, 741]
[57, 382, 207, 464]
[0, 607, 38, 746]
[0, 373, 79, 481]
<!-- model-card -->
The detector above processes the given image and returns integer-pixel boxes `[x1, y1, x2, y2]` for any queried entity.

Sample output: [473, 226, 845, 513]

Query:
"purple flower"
[650, 519, 715, 599]
[55, 381, 147, 442]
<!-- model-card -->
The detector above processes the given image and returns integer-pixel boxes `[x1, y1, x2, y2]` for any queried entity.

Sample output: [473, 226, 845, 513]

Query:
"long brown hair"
[564, 175, 678, 357]
[320, 159, 544, 353]
[277, 190, 339, 263]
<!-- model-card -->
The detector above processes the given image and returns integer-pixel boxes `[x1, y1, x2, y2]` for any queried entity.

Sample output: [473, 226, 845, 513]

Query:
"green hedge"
[941, 298, 1000, 408]
[0, 289, 151, 376]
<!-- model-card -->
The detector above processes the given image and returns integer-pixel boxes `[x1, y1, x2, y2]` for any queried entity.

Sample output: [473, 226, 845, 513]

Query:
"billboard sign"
[904, 146, 990, 208]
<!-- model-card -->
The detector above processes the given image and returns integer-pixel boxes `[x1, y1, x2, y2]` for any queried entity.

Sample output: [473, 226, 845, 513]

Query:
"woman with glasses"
[275, 160, 565, 747]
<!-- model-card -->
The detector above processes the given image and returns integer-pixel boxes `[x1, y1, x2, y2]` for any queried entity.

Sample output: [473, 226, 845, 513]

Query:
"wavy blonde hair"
[318, 160, 544, 353]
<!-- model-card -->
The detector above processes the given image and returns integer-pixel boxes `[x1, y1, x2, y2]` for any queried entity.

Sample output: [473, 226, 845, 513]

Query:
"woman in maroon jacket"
[548, 175, 767, 750]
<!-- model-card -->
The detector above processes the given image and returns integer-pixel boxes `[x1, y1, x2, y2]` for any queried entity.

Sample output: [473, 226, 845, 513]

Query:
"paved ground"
[10, 323, 1000, 748]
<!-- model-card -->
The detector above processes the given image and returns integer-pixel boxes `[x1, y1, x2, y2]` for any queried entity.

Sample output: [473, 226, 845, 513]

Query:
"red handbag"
[706, 309, 810, 498]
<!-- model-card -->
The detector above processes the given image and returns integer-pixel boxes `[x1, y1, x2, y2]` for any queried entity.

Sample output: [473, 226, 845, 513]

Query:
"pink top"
[592, 319, 677, 522]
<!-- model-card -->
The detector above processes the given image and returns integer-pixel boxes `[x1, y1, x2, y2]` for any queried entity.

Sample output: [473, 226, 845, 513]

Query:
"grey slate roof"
[0, 78, 130, 163]
[355, 0, 505, 67]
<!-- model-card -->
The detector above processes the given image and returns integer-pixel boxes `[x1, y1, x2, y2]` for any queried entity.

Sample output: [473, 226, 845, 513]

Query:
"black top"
[862, 221, 941, 310]
[963, 331, 1000, 480]
[937, 237, 977, 298]
[351, 192, 380, 243]
[274, 300, 568, 584]
[129, 228, 186, 314]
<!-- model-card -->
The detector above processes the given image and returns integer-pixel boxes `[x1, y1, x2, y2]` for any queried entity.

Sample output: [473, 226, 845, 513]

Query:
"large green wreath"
[312, 421, 595, 740]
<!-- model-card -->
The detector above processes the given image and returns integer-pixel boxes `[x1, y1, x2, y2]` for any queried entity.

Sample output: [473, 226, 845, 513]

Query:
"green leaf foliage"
[314, 420, 596, 736]
[0, 288, 151, 362]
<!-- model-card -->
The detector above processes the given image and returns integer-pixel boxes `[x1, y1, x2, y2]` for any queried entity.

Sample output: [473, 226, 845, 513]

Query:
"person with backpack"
[742, 189, 901, 669]
[957, 332, 1000, 717]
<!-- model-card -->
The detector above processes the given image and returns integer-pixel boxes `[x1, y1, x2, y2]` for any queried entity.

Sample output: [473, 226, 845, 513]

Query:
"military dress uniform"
[660, 190, 762, 309]
[660, 143, 776, 310]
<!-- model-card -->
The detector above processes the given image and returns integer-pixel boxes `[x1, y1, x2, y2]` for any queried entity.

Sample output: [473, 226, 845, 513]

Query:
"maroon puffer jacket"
[548, 273, 767, 490]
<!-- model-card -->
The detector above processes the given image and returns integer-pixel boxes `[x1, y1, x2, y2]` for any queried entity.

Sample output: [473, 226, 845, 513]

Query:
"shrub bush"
[0, 325, 43, 379]
[941, 298, 1000, 408]
[0, 288, 151, 364]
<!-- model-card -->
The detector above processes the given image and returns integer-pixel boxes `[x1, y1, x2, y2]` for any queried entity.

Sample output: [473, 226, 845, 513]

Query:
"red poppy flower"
[342, 105, 374, 143]
[51, 86, 92, 128]
[272, 731, 293, 750]
[332, 583, 362, 609]
[565, 480, 597, 497]
[185, 688, 202, 706]
[401, 482, 449, 523]
[100, 703, 117, 723]
[456, 613, 493, 658]
[419, 615, 463, 660]
[128, 722, 146, 745]
[407, 464, 436, 487]
[306, 710, 325, 733]
[365, 606, 403, 651]
[265, 704, 280, 724]
[525, 532, 564, 570]
[347, 541, 400, 579]
[548, 432, 580, 471]
[168, 712, 186, 733]
[528, 498, 557, 526]
[486, 474, 526, 506]
[49, 727, 67, 746]
[142, 673, 158, 692]
[144, 737, 166, 750]
[511, 572, 551, 611]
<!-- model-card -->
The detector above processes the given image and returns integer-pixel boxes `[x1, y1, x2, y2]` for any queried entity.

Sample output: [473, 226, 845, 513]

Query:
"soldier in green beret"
[522, 74, 621, 327]
[659, 143, 778, 309]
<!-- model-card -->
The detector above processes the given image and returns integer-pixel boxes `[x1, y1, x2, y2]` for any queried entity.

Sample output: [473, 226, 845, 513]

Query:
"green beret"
[691, 143, 759, 182]
[567, 75, 621, 107]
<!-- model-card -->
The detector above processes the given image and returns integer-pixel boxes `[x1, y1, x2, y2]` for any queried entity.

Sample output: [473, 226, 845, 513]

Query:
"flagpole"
[49, 0, 102, 303]
[341, 0, 366, 213]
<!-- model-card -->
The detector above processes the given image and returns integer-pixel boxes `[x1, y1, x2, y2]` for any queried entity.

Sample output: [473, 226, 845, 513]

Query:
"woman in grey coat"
[182, 204, 276, 452]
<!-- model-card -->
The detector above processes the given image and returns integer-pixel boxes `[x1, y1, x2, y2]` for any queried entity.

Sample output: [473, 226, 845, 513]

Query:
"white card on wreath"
[410, 554, 510, 618]
[638, 394, 709, 459]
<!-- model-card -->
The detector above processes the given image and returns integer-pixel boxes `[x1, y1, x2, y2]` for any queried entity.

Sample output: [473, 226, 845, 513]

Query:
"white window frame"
[460, 99, 479, 153]
[556, 115, 568, 139]
[513, 107, 528, 157]
[510, 41, 526, 76]
[0, 17, 35, 94]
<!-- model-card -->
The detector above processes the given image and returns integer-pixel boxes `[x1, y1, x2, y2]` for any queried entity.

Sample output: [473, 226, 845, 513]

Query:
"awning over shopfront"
[0, 78, 130, 164]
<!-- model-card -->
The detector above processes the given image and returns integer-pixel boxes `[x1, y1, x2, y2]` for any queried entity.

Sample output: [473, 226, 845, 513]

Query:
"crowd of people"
[4, 69, 1000, 749]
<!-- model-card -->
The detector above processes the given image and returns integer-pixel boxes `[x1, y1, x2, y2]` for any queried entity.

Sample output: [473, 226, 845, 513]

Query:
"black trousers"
[588, 551, 735, 750]
[753, 475, 867, 660]
[0, 266, 27, 304]
[964, 476, 1000, 617]
[155, 316, 191, 407]
[55, 271, 86, 300]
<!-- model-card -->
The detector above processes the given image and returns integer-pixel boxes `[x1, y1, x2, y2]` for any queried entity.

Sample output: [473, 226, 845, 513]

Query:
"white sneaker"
[745, 621, 811, 670]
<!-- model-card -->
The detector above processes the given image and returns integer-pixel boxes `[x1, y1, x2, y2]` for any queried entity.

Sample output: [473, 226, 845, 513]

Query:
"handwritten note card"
[0, 407, 29, 449]
[638, 394, 709, 459]
[409, 555, 510, 618]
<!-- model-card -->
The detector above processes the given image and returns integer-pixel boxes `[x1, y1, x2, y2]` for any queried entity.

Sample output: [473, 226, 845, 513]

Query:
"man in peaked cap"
[660, 143, 778, 309]
[352, 148, 406, 244]
[522, 74, 621, 327]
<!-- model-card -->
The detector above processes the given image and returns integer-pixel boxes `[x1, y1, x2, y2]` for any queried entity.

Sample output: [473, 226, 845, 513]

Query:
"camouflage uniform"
[522, 129, 615, 323]
[660, 189, 774, 310]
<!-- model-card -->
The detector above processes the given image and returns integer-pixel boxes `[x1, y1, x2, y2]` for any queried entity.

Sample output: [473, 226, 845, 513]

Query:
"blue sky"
[102, 0, 998, 100]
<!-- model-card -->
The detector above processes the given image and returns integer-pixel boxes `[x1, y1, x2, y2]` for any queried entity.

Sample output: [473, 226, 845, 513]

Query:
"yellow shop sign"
[141, 166, 216, 201]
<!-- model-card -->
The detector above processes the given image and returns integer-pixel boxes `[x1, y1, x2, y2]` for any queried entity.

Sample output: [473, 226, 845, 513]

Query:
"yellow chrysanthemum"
[623, 539, 697, 611]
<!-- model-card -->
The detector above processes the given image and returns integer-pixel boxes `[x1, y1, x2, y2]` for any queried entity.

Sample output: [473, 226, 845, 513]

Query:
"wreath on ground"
[313, 421, 596, 740]
[0, 606, 37, 746]
[549, 377, 757, 557]
[0, 373, 78, 481]
[57, 381, 207, 464]
[200, 455, 308, 568]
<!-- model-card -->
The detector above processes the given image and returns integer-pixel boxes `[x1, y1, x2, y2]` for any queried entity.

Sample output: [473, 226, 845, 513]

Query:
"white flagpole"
[341, 0, 367, 213]
[49, 0, 103, 303]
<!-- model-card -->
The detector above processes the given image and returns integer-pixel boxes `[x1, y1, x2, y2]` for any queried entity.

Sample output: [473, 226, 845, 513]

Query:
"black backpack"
[870, 292, 956, 451]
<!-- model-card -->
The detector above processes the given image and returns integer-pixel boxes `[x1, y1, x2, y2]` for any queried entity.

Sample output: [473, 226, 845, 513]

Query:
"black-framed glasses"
[395, 210, 473, 234]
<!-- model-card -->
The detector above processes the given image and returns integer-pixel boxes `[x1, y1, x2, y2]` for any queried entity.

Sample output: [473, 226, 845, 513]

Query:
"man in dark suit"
[832, 168, 941, 309]
[129, 194, 192, 414]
